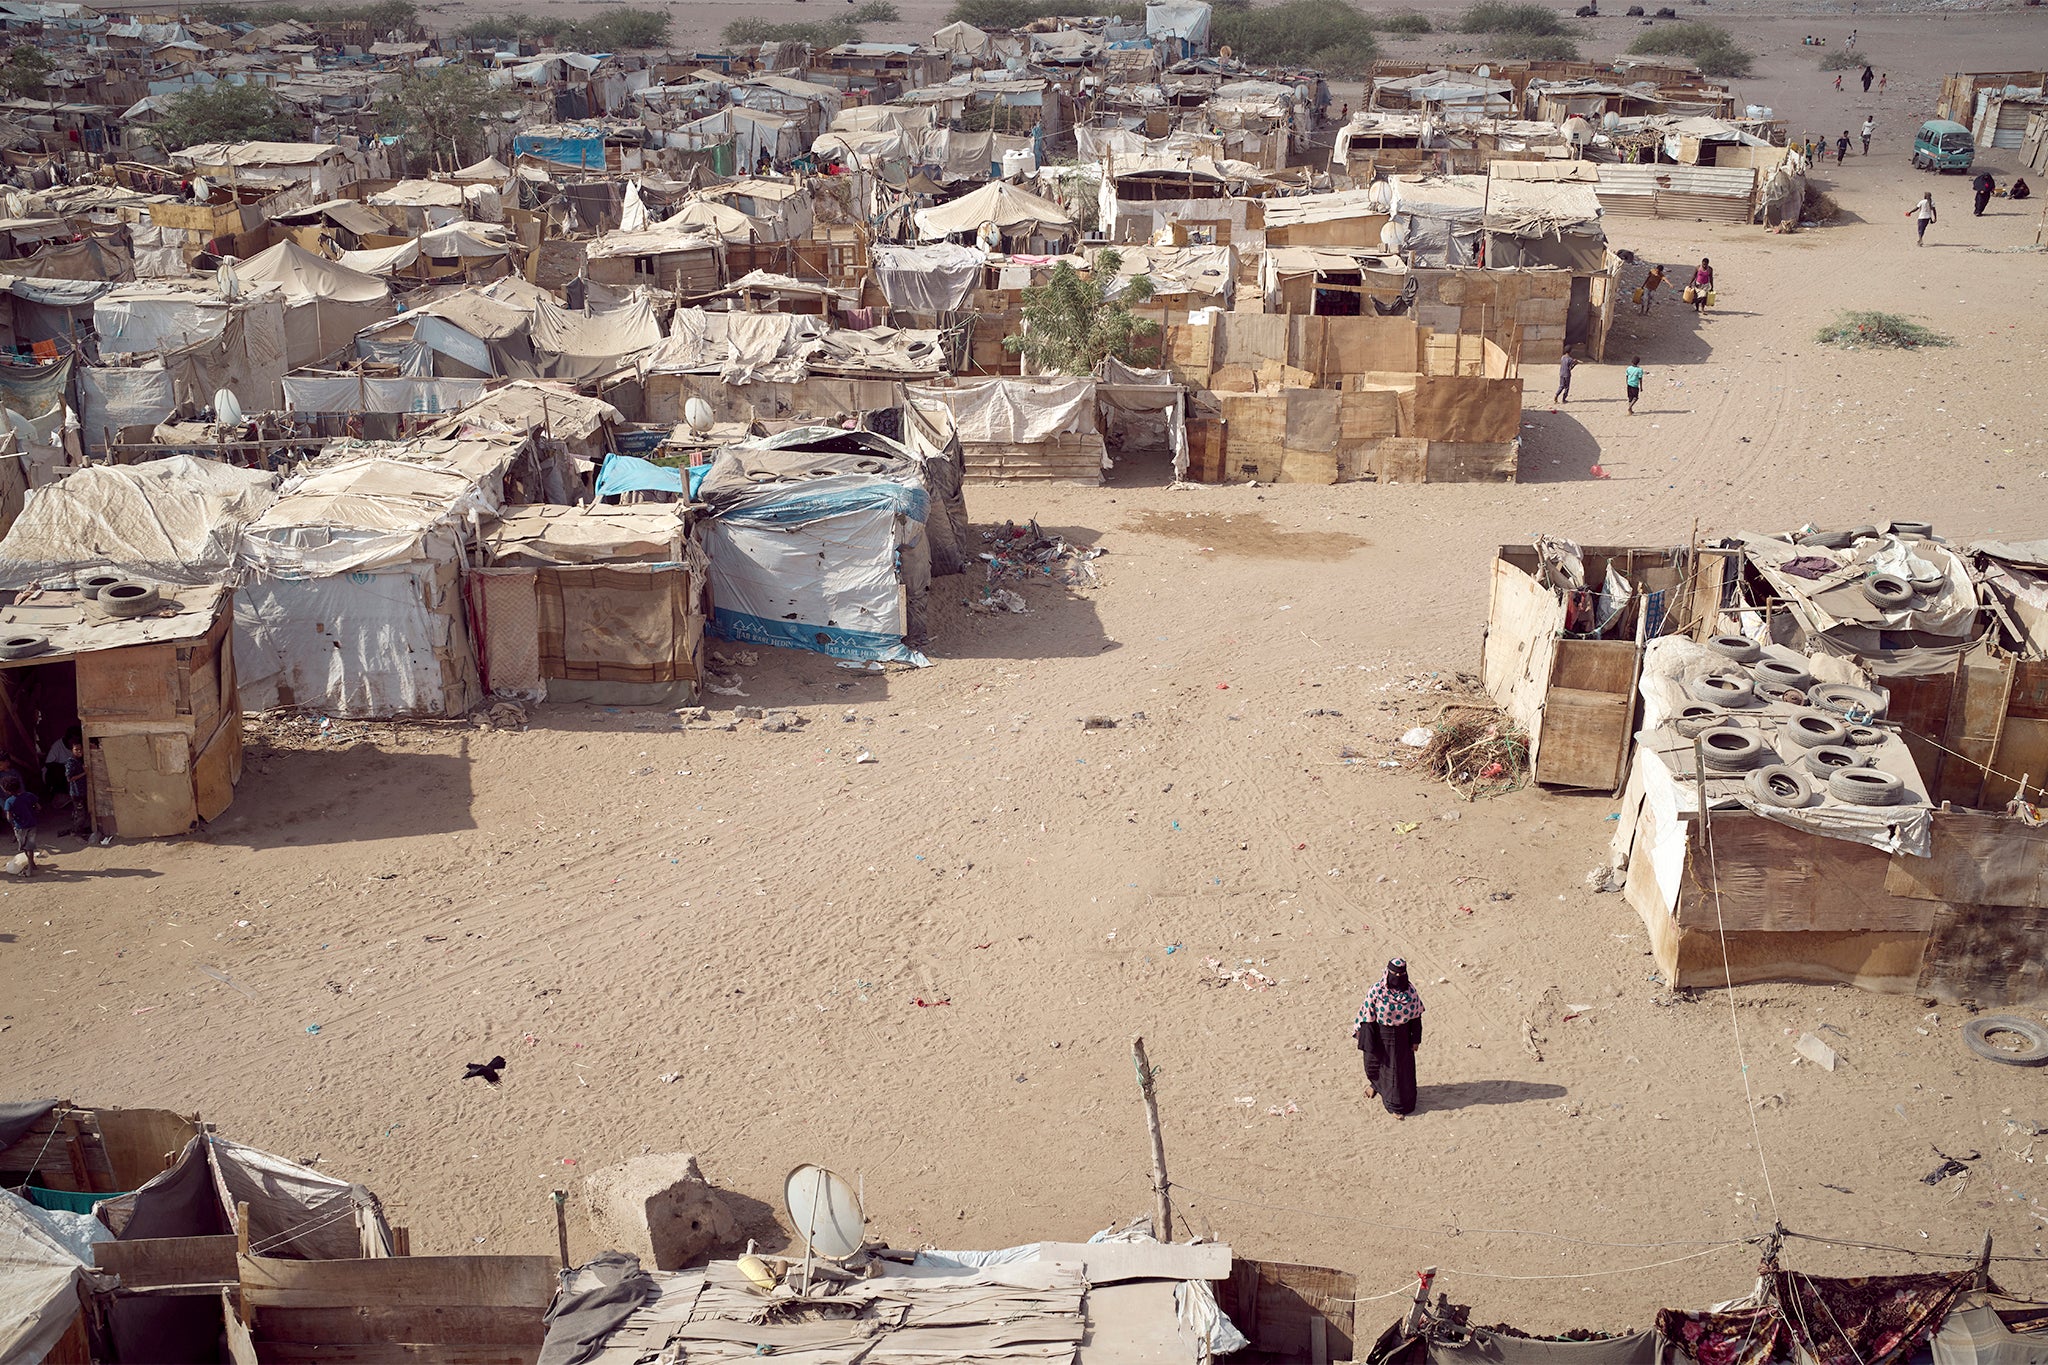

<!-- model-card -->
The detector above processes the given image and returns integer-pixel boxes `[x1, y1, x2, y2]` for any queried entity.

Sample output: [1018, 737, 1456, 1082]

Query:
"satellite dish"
[684, 396, 715, 434]
[1476, 64, 1491, 78]
[214, 388, 245, 427]
[1602, 110, 1620, 131]
[784, 1165, 864, 1261]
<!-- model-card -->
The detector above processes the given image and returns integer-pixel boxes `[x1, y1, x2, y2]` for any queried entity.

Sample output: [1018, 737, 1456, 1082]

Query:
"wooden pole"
[1974, 1231, 1993, 1290]
[236, 1200, 254, 1326]
[1131, 1036, 1173, 1242]
[1402, 1267, 1437, 1336]
[552, 1190, 571, 1269]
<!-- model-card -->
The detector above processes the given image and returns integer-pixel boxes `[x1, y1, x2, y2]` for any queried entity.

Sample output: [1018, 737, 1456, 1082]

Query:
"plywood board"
[95, 1235, 239, 1289]
[239, 1254, 558, 1311]
[1676, 817, 1942, 934]
[256, 1305, 545, 1346]
[1411, 373, 1523, 444]
[96, 729, 197, 838]
[90, 1107, 200, 1189]
[1376, 436, 1428, 484]
[76, 642, 180, 722]
[1219, 1260, 1356, 1362]
[1425, 440, 1518, 483]
[1534, 685, 1631, 791]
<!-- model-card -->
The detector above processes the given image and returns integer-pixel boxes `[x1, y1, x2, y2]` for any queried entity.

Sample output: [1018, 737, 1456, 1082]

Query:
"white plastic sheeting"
[872, 244, 984, 313]
[282, 373, 488, 415]
[904, 376, 1096, 445]
[236, 564, 466, 717]
[0, 1190, 94, 1365]
[0, 454, 275, 588]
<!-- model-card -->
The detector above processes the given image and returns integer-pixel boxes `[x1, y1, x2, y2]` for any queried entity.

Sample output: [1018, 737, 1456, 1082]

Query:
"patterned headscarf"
[1352, 958, 1425, 1034]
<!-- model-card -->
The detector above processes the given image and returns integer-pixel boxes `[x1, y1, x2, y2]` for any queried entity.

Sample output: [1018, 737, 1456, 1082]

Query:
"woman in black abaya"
[1351, 958, 1425, 1117]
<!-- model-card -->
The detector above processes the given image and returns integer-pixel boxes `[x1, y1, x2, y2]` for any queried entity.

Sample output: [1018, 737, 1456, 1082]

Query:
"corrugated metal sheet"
[1595, 164, 1755, 222]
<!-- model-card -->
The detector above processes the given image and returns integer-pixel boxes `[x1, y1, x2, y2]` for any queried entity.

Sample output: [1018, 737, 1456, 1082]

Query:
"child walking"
[1625, 356, 1647, 415]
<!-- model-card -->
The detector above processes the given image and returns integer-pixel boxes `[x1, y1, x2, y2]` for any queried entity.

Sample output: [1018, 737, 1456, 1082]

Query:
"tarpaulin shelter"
[1482, 175, 1606, 272]
[1385, 174, 1489, 267]
[479, 276, 664, 384]
[83, 288, 290, 451]
[94, 1133, 393, 1360]
[0, 455, 274, 590]
[355, 287, 539, 380]
[337, 220, 512, 278]
[873, 243, 984, 314]
[0, 274, 109, 353]
[232, 238, 394, 368]
[469, 504, 706, 705]
[931, 19, 992, 59]
[906, 376, 1106, 485]
[234, 437, 515, 717]
[697, 177, 815, 242]
[916, 179, 1075, 250]
[443, 378, 620, 470]
[513, 124, 606, 170]
[695, 429, 941, 664]
[1145, 1, 1211, 56]
[0, 1188, 96, 1364]
[582, 222, 723, 296]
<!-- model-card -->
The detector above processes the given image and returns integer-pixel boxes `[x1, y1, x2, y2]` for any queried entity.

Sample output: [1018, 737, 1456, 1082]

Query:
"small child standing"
[1625, 356, 1647, 415]
[65, 739, 93, 841]
[4, 772, 40, 876]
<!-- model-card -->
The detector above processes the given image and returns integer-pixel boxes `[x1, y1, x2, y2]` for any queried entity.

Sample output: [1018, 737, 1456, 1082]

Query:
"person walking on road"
[1908, 191, 1936, 245]
[1836, 131, 1850, 165]
[1353, 958, 1425, 1118]
[1973, 170, 1996, 216]
[1861, 64, 1873, 92]
[1638, 263, 1666, 314]
[1625, 356, 1647, 415]
[1879, 72, 1887, 94]
[1834, 73, 1844, 92]
[1689, 258, 1714, 314]
[1861, 116, 1874, 154]
[1554, 350, 1578, 404]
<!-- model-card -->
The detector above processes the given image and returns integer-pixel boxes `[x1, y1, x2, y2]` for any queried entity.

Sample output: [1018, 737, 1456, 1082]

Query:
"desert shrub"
[1628, 22, 1752, 77]
[1480, 31, 1579, 58]
[1819, 48, 1868, 71]
[852, 0, 901, 18]
[725, 16, 863, 44]
[946, 0, 1141, 26]
[1211, 0, 1378, 73]
[1373, 10, 1433, 33]
[1815, 311, 1951, 349]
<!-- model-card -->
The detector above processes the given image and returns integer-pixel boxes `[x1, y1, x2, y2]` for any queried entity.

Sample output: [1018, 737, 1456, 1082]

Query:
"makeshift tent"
[445, 378, 619, 470]
[916, 180, 1075, 248]
[0, 1188, 94, 1364]
[1386, 175, 1489, 266]
[906, 376, 1106, 485]
[873, 243, 984, 313]
[666, 198, 756, 243]
[338, 222, 511, 276]
[450, 155, 511, 182]
[1483, 176, 1606, 272]
[233, 238, 395, 368]
[695, 430, 938, 664]
[470, 505, 705, 704]
[931, 19, 991, 58]
[96, 1133, 393, 1360]
[234, 438, 513, 717]
[0, 455, 275, 589]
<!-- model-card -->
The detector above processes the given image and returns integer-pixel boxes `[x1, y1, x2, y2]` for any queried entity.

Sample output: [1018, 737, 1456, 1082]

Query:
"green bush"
[852, 0, 901, 19]
[1819, 47, 1868, 71]
[1372, 10, 1433, 34]
[1479, 31, 1578, 58]
[1627, 21, 1752, 77]
[1815, 311, 1951, 350]
[1457, 3, 1568, 34]
[459, 7, 669, 49]
[1211, 0, 1378, 73]
[146, 82, 306, 149]
[457, 14, 523, 39]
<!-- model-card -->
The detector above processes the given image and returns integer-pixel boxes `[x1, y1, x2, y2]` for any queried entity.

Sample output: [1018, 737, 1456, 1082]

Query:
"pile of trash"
[980, 520, 1105, 590]
[1416, 702, 1530, 799]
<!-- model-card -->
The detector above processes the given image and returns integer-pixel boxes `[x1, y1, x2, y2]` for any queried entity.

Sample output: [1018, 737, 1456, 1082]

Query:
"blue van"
[1912, 119, 1975, 172]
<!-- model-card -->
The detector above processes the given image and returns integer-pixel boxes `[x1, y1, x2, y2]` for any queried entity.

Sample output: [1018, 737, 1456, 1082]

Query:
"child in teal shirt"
[1625, 357, 1647, 415]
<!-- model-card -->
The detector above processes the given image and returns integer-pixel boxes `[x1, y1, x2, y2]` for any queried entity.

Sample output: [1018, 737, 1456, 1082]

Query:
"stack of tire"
[1686, 635, 1907, 809]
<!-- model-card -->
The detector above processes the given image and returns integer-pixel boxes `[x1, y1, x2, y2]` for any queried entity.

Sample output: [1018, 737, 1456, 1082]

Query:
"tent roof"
[367, 178, 467, 208]
[0, 1190, 89, 1365]
[916, 179, 1074, 240]
[450, 155, 509, 180]
[235, 239, 390, 304]
[0, 454, 275, 589]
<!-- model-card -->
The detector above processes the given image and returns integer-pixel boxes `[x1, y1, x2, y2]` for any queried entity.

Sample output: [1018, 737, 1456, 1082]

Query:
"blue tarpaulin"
[513, 128, 606, 168]
[595, 454, 709, 500]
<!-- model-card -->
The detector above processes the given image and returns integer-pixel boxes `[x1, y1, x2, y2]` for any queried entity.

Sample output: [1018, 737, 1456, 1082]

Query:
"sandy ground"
[8, 1, 2048, 1337]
